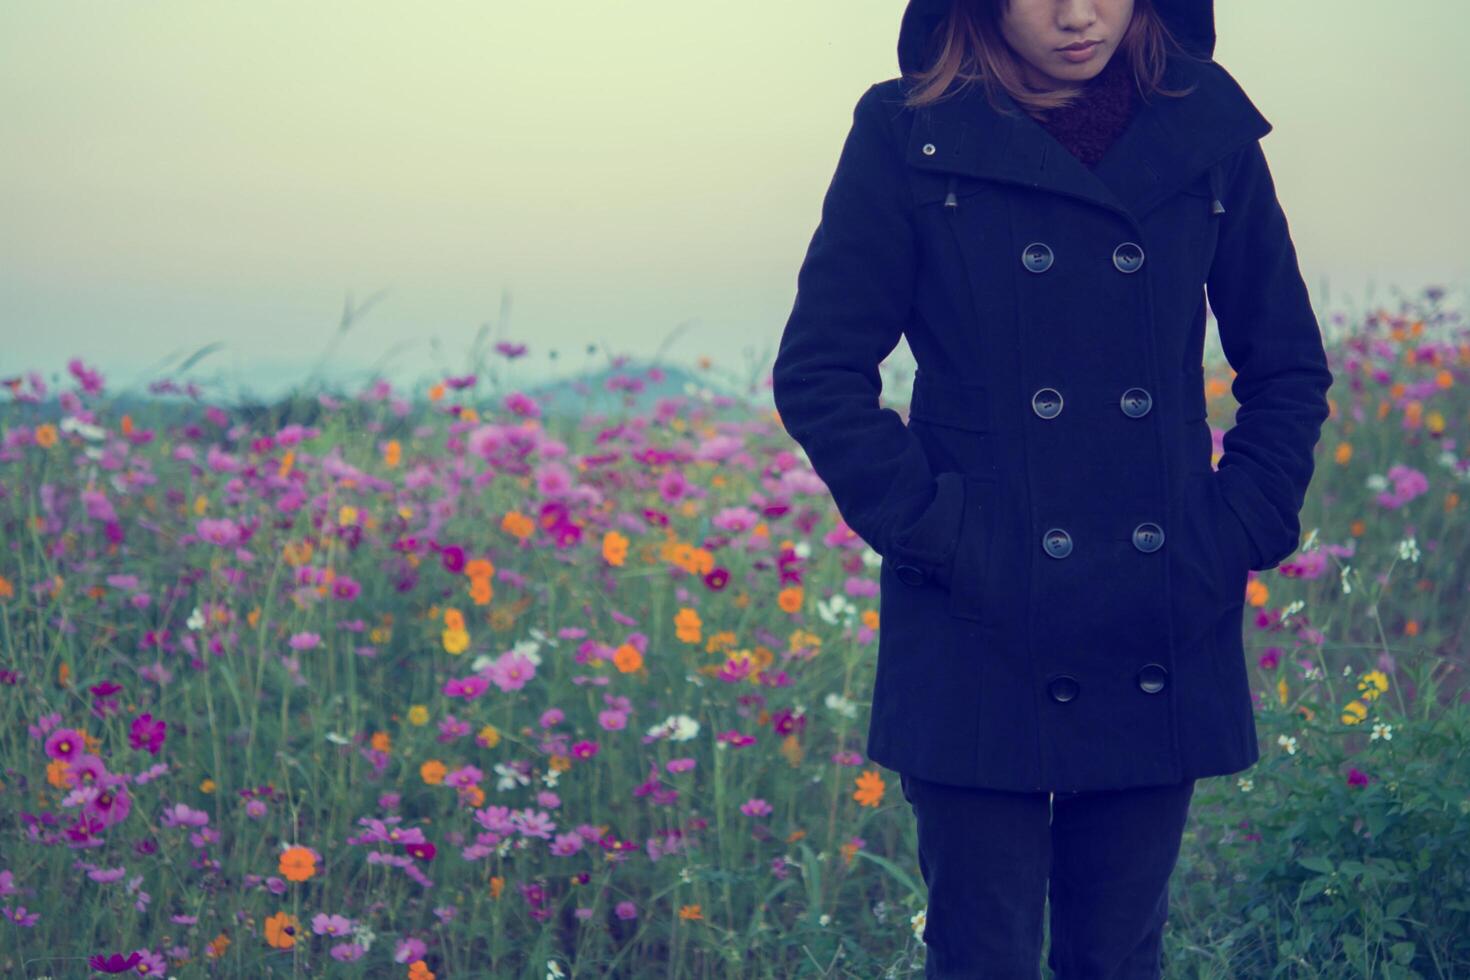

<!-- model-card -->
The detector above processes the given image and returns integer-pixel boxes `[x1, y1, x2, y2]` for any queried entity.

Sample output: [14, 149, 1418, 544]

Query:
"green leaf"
[1298, 855, 1336, 875]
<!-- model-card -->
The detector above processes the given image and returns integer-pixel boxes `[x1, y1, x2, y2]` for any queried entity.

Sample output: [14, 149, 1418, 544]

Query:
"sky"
[2, 0, 1466, 402]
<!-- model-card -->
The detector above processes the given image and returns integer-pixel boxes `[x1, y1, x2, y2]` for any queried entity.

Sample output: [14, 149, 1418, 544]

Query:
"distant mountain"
[516, 362, 752, 418]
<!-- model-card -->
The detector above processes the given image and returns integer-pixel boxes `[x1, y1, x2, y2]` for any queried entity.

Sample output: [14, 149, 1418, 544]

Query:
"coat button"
[1113, 241, 1145, 273]
[1032, 387, 1063, 419]
[1022, 242, 1054, 273]
[1119, 387, 1152, 417]
[1132, 522, 1164, 552]
[1048, 674, 1081, 703]
[1137, 663, 1168, 694]
[894, 563, 927, 586]
[1042, 528, 1073, 558]
[922, 142, 937, 156]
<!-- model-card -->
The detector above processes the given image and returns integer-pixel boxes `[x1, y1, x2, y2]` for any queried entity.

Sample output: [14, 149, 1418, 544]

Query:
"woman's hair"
[903, 0, 1201, 117]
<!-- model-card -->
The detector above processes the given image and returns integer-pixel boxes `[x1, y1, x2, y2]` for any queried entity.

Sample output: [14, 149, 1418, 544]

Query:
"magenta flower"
[288, 631, 322, 651]
[1347, 767, 1370, 787]
[313, 912, 355, 936]
[44, 727, 86, 761]
[128, 713, 167, 755]
[195, 517, 240, 546]
[740, 798, 773, 817]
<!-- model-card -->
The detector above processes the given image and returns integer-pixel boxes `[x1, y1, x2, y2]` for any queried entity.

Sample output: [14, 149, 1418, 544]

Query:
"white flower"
[546, 959, 566, 980]
[1282, 599, 1305, 620]
[1365, 473, 1389, 492]
[186, 607, 205, 631]
[352, 922, 376, 950]
[325, 732, 352, 745]
[1370, 722, 1393, 741]
[60, 415, 107, 441]
[647, 714, 700, 742]
[494, 763, 531, 792]
[825, 692, 859, 720]
[1301, 528, 1319, 551]
[1236, 776, 1254, 792]
[861, 547, 882, 569]
[1277, 734, 1298, 755]
[910, 908, 928, 941]
[512, 639, 543, 667]
[1398, 536, 1421, 562]
[792, 541, 812, 560]
[1340, 565, 1353, 594]
[817, 593, 857, 626]
[679, 866, 694, 883]
[527, 627, 559, 647]
[818, 912, 832, 927]
[1343, 664, 1354, 677]
[541, 767, 560, 788]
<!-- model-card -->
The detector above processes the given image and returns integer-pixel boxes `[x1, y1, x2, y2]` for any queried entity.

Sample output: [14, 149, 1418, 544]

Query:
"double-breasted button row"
[1030, 386, 1153, 419]
[1040, 523, 1165, 559]
[1020, 241, 1145, 274]
[1047, 664, 1170, 702]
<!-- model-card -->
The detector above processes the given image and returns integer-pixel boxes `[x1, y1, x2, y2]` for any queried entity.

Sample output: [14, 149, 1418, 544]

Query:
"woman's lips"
[1058, 41, 1101, 62]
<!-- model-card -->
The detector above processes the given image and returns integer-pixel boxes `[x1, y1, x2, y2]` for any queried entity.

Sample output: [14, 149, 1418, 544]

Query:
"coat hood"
[898, 0, 1216, 76]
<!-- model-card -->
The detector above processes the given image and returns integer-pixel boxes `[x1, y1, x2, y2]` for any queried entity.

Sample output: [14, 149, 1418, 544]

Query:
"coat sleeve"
[1206, 138, 1335, 571]
[770, 83, 965, 587]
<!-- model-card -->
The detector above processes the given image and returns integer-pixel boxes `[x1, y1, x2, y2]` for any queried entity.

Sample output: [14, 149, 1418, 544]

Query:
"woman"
[770, 0, 1334, 975]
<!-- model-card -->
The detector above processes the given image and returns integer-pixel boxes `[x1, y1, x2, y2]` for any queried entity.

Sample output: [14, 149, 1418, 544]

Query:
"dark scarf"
[1029, 53, 1139, 169]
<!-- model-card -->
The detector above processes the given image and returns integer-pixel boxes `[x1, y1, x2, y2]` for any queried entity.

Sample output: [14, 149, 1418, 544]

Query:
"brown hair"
[902, 0, 1201, 118]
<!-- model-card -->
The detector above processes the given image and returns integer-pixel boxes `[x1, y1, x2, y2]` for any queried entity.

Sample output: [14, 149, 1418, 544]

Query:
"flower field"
[3, 288, 1470, 978]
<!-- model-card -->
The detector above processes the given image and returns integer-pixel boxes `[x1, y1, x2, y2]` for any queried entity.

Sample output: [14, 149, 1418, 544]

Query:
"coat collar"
[901, 52, 1272, 224]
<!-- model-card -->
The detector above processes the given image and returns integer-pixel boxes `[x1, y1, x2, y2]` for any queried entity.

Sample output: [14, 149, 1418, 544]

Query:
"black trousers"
[899, 771, 1196, 979]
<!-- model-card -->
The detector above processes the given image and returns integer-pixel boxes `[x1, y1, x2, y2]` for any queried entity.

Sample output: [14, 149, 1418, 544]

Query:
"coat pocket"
[1204, 470, 1253, 606]
[947, 474, 997, 623]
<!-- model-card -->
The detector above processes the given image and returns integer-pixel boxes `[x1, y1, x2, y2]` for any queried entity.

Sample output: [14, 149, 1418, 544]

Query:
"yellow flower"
[1358, 670, 1389, 699]
[1341, 700, 1368, 725]
[853, 769, 886, 808]
[338, 505, 358, 526]
[407, 705, 430, 726]
[442, 627, 470, 655]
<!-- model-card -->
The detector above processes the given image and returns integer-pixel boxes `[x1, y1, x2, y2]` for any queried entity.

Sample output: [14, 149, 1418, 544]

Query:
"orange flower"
[279, 846, 317, 882]
[777, 586, 803, 613]
[613, 643, 643, 673]
[370, 731, 392, 753]
[383, 439, 402, 468]
[264, 910, 302, 949]
[468, 576, 492, 606]
[501, 511, 535, 539]
[0, 574, 13, 600]
[678, 904, 703, 921]
[34, 423, 58, 448]
[464, 558, 494, 580]
[603, 530, 629, 567]
[408, 960, 436, 980]
[674, 607, 702, 644]
[852, 769, 886, 808]
[489, 875, 505, 899]
[206, 932, 231, 959]
[443, 607, 465, 631]
[420, 759, 448, 785]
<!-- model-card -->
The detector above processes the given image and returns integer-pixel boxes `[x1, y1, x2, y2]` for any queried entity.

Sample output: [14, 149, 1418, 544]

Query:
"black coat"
[771, 0, 1334, 793]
